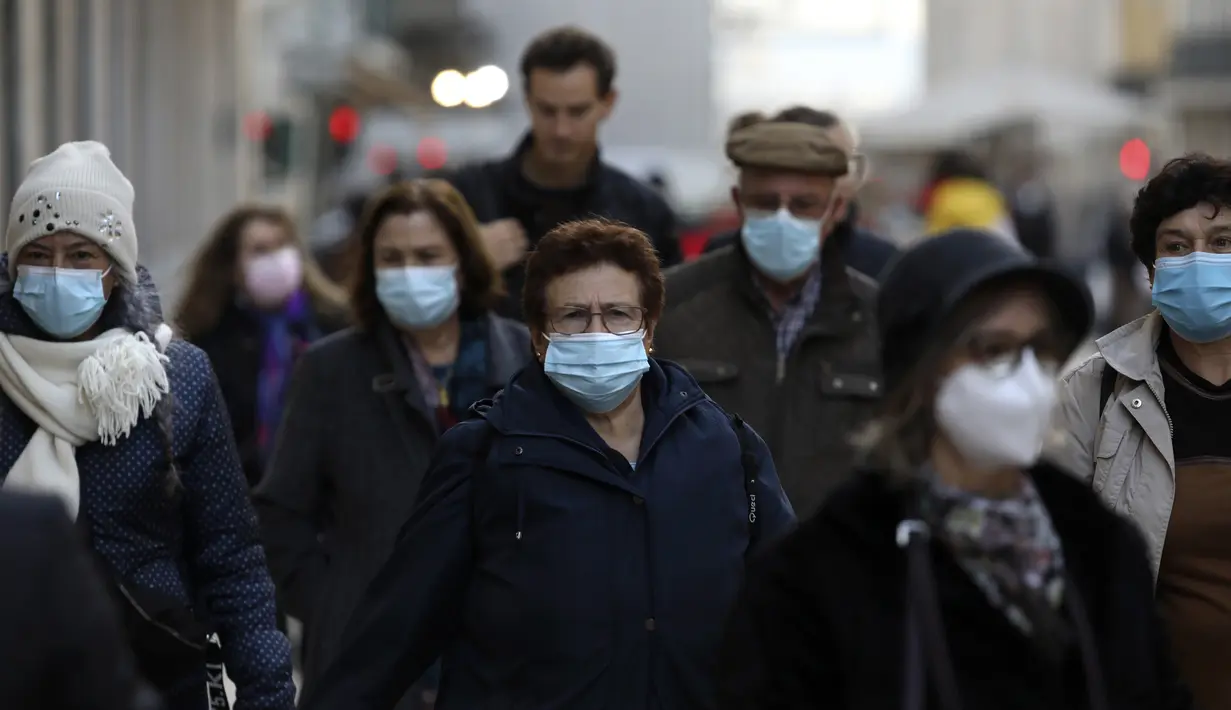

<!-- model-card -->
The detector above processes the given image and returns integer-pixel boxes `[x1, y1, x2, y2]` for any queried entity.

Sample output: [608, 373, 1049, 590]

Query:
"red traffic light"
[329, 106, 361, 143]
[1119, 138, 1151, 181]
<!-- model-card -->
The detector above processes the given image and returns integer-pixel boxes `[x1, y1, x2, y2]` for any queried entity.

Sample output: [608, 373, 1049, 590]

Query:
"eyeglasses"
[548, 306, 647, 335]
[961, 329, 1064, 375]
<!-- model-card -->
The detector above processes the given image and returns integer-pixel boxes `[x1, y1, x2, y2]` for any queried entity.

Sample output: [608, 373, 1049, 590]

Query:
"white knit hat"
[5, 141, 138, 284]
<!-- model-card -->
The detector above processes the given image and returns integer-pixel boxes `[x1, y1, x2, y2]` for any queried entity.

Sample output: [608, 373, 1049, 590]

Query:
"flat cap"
[725, 120, 850, 177]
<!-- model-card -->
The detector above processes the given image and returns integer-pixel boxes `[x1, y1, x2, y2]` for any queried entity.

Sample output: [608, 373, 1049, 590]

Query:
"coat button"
[1131, 398, 1143, 409]
[514, 446, 524, 455]
[832, 377, 844, 389]
[633, 496, 645, 506]
[869, 381, 879, 392]
[679, 391, 688, 397]
[645, 617, 656, 631]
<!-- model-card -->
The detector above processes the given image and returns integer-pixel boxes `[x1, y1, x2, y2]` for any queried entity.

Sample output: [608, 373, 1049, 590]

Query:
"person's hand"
[480, 219, 529, 271]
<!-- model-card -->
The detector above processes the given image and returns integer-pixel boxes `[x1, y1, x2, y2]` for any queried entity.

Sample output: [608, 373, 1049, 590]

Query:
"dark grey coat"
[252, 315, 531, 702]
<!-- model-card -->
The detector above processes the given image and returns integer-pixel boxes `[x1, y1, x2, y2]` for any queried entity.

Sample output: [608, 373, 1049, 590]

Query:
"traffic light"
[244, 111, 293, 181]
[326, 105, 361, 165]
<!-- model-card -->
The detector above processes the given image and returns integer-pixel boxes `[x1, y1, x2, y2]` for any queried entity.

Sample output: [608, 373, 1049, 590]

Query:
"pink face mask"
[243, 247, 303, 308]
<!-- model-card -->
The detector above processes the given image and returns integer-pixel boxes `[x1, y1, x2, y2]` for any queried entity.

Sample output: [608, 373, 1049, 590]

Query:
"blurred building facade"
[0, 0, 257, 304]
[925, 0, 1121, 86]
[1162, 0, 1231, 155]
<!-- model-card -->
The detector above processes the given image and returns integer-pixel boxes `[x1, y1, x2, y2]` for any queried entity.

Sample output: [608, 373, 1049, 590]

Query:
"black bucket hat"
[877, 229, 1092, 395]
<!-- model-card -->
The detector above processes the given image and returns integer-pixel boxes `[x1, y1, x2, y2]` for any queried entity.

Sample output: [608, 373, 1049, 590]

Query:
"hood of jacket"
[0, 254, 165, 339]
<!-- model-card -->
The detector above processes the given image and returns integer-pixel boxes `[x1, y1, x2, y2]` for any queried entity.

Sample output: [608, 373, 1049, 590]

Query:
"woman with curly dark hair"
[0, 143, 295, 708]
[1053, 154, 1231, 709]
[253, 179, 532, 710]
[177, 205, 349, 489]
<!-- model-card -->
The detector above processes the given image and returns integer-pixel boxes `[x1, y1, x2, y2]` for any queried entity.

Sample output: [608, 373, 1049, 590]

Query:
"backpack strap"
[729, 414, 760, 558]
[1098, 361, 1119, 415]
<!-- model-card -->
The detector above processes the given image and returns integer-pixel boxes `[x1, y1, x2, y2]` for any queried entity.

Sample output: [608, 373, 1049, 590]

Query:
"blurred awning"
[859, 68, 1156, 150]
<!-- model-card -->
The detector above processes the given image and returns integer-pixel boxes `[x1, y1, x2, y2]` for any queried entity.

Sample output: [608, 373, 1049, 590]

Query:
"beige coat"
[1049, 312, 1174, 580]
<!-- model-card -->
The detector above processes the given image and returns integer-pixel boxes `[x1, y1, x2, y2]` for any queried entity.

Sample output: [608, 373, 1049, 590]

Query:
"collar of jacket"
[373, 313, 523, 394]
[1095, 311, 1165, 390]
[828, 462, 1104, 567]
[731, 237, 866, 337]
[478, 356, 708, 450]
[499, 132, 606, 200]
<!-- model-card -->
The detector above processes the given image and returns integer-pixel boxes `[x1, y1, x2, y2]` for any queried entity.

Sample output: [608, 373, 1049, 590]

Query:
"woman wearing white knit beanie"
[0, 141, 295, 709]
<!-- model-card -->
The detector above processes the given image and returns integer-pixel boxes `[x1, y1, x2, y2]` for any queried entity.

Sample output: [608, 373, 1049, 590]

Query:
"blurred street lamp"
[432, 70, 468, 108]
[431, 66, 510, 109]
[463, 65, 510, 108]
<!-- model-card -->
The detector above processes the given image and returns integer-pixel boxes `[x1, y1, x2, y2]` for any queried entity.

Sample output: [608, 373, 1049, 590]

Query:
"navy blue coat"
[0, 263, 295, 709]
[303, 358, 796, 710]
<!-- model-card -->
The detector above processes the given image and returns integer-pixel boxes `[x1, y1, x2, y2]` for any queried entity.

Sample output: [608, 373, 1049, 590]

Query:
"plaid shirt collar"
[754, 264, 823, 359]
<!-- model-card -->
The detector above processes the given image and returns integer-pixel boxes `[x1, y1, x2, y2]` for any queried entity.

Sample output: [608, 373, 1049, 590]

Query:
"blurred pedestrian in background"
[254, 179, 531, 710]
[0, 141, 295, 708]
[1006, 152, 1058, 259]
[448, 25, 679, 320]
[0, 491, 159, 710]
[918, 149, 1017, 242]
[720, 230, 1190, 710]
[177, 205, 349, 490]
[704, 107, 899, 281]
[1052, 154, 1231, 710]
[301, 219, 794, 710]
[657, 109, 882, 517]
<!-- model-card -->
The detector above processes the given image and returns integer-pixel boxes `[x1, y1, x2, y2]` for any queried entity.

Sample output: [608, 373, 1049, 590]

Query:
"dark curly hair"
[522, 219, 665, 335]
[1129, 154, 1231, 270]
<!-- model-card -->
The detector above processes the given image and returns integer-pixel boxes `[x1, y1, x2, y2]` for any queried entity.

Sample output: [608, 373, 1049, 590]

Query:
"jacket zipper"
[1143, 380, 1175, 436]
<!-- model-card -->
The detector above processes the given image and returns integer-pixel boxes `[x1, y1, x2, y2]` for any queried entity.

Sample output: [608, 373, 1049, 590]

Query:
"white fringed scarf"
[0, 324, 172, 518]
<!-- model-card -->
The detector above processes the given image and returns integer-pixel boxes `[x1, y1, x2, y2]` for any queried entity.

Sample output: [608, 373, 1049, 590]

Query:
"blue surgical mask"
[1152, 252, 1231, 343]
[376, 265, 459, 329]
[543, 330, 650, 414]
[741, 207, 824, 281]
[13, 265, 110, 339]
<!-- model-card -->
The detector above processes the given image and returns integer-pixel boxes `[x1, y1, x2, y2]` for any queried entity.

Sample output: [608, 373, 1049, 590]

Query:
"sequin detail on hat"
[99, 209, 123, 241]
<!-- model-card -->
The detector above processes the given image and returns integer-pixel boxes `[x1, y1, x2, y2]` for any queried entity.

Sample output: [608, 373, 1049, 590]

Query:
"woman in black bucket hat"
[716, 229, 1192, 710]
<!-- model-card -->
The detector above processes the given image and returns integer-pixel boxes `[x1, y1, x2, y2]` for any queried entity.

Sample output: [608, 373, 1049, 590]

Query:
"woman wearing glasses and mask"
[253, 179, 531, 710]
[717, 230, 1191, 710]
[300, 219, 796, 710]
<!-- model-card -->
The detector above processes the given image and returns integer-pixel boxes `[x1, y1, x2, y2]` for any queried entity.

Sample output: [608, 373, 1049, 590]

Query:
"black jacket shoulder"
[663, 246, 743, 307]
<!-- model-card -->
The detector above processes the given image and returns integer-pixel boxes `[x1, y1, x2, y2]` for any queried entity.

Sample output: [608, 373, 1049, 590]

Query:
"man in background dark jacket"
[0, 491, 157, 710]
[703, 108, 898, 282]
[656, 109, 883, 517]
[448, 26, 679, 320]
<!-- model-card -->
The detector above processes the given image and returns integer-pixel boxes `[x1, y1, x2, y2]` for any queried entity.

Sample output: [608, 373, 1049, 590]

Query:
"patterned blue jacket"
[0, 260, 295, 709]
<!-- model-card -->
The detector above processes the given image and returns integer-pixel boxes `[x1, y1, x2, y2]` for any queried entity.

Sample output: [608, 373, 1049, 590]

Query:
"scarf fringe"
[77, 330, 170, 446]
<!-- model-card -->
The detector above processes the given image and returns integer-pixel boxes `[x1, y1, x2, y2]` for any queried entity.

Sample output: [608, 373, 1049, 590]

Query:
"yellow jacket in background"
[923, 177, 1017, 242]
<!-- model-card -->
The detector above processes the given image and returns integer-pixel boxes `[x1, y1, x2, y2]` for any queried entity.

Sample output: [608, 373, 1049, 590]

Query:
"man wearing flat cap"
[655, 109, 882, 516]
